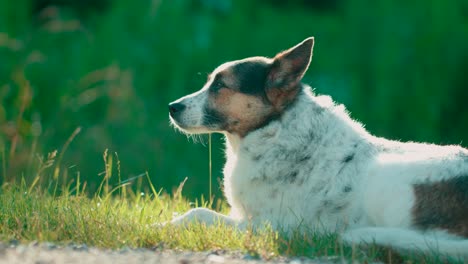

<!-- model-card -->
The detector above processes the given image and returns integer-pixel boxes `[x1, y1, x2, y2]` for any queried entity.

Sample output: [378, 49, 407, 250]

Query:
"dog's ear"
[266, 37, 314, 108]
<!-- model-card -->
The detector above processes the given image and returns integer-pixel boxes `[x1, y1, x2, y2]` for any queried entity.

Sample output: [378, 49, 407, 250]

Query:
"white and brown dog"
[168, 37, 468, 258]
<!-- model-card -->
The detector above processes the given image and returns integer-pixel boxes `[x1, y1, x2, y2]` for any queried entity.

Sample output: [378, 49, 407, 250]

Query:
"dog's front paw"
[166, 207, 239, 229]
[150, 213, 192, 228]
[169, 213, 193, 227]
[168, 208, 214, 227]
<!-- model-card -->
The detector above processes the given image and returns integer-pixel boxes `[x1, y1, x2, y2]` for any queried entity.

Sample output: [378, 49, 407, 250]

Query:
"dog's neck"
[225, 133, 242, 157]
[224, 85, 371, 156]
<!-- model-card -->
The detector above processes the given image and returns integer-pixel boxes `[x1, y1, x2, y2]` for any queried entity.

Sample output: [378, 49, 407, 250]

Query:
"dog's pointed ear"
[266, 37, 314, 108]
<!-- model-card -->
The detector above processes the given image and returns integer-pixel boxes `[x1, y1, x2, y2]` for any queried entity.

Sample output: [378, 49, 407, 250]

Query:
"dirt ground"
[0, 242, 350, 264]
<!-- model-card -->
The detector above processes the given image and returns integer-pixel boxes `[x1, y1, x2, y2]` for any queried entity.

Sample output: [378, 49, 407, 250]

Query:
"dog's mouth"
[168, 100, 225, 135]
[172, 120, 222, 136]
[168, 113, 210, 136]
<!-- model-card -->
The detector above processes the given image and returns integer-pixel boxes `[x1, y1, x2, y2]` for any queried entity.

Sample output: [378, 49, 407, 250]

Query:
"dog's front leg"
[170, 207, 242, 228]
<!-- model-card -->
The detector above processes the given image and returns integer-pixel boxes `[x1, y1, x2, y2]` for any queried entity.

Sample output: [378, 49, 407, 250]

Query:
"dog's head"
[169, 37, 314, 137]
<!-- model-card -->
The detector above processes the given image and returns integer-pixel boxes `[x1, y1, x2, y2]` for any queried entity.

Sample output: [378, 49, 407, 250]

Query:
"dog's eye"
[213, 80, 225, 90]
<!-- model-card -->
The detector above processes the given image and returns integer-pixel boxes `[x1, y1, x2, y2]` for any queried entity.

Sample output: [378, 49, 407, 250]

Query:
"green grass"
[0, 171, 464, 264]
[0, 180, 351, 258]
[0, 139, 464, 264]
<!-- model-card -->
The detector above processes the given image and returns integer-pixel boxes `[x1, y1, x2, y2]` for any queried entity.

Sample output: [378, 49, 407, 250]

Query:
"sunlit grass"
[0, 173, 464, 264]
[0, 179, 341, 258]
[0, 136, 463, 263]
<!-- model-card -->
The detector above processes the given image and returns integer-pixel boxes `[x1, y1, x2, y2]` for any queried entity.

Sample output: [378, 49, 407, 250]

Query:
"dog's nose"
[168, 102, 186, 116]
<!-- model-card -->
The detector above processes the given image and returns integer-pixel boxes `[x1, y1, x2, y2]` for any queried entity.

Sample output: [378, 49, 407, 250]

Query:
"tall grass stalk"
[1, 146, 5, 184]
[53, 127, 82, 180]
[97, 149, 113, 197]
[208, 133, 212, 200]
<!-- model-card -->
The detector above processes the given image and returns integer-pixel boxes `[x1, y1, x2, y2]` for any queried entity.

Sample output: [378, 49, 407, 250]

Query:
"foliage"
[0, 0, 467, 198]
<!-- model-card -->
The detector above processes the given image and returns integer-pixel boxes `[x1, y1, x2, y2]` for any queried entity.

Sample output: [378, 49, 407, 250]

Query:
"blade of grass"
[145, 171, 158, 198]
[1, 146, 5, 184]
[97, 149, 112, 197]
[53, 127, 81, 180]
[115, 152, 123, 198]
[209, 133, 212, 201]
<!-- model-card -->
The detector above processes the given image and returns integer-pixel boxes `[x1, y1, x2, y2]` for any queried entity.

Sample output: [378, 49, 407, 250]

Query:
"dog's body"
[168, 38, 468, 258]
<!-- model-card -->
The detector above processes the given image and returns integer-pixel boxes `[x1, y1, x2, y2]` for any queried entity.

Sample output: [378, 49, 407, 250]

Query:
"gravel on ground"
[0, 241, 354, 264]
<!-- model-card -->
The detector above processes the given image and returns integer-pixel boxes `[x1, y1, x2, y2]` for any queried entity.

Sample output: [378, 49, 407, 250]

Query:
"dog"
[168, 37, 468, 258]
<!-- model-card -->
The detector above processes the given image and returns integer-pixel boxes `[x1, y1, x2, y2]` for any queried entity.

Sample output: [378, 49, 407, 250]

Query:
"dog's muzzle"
[168, 90, 209, 133]
[168, 102, 186, 119]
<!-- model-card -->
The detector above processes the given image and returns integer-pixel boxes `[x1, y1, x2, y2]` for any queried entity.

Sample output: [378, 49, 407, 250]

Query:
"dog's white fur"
[169, 43, 468, 259]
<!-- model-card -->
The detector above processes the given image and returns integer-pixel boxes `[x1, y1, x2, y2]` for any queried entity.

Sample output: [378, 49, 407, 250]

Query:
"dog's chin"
[170, 119, 214, 135]
[175, 126, 213, 135]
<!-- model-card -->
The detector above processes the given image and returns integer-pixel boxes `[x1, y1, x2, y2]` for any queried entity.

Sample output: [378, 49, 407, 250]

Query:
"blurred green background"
[1, 0, 467, 199]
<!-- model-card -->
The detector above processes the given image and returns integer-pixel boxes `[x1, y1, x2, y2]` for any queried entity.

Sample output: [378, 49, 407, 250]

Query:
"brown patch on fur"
[412, 176, 468, 237]
[209, 88, 274, 137]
